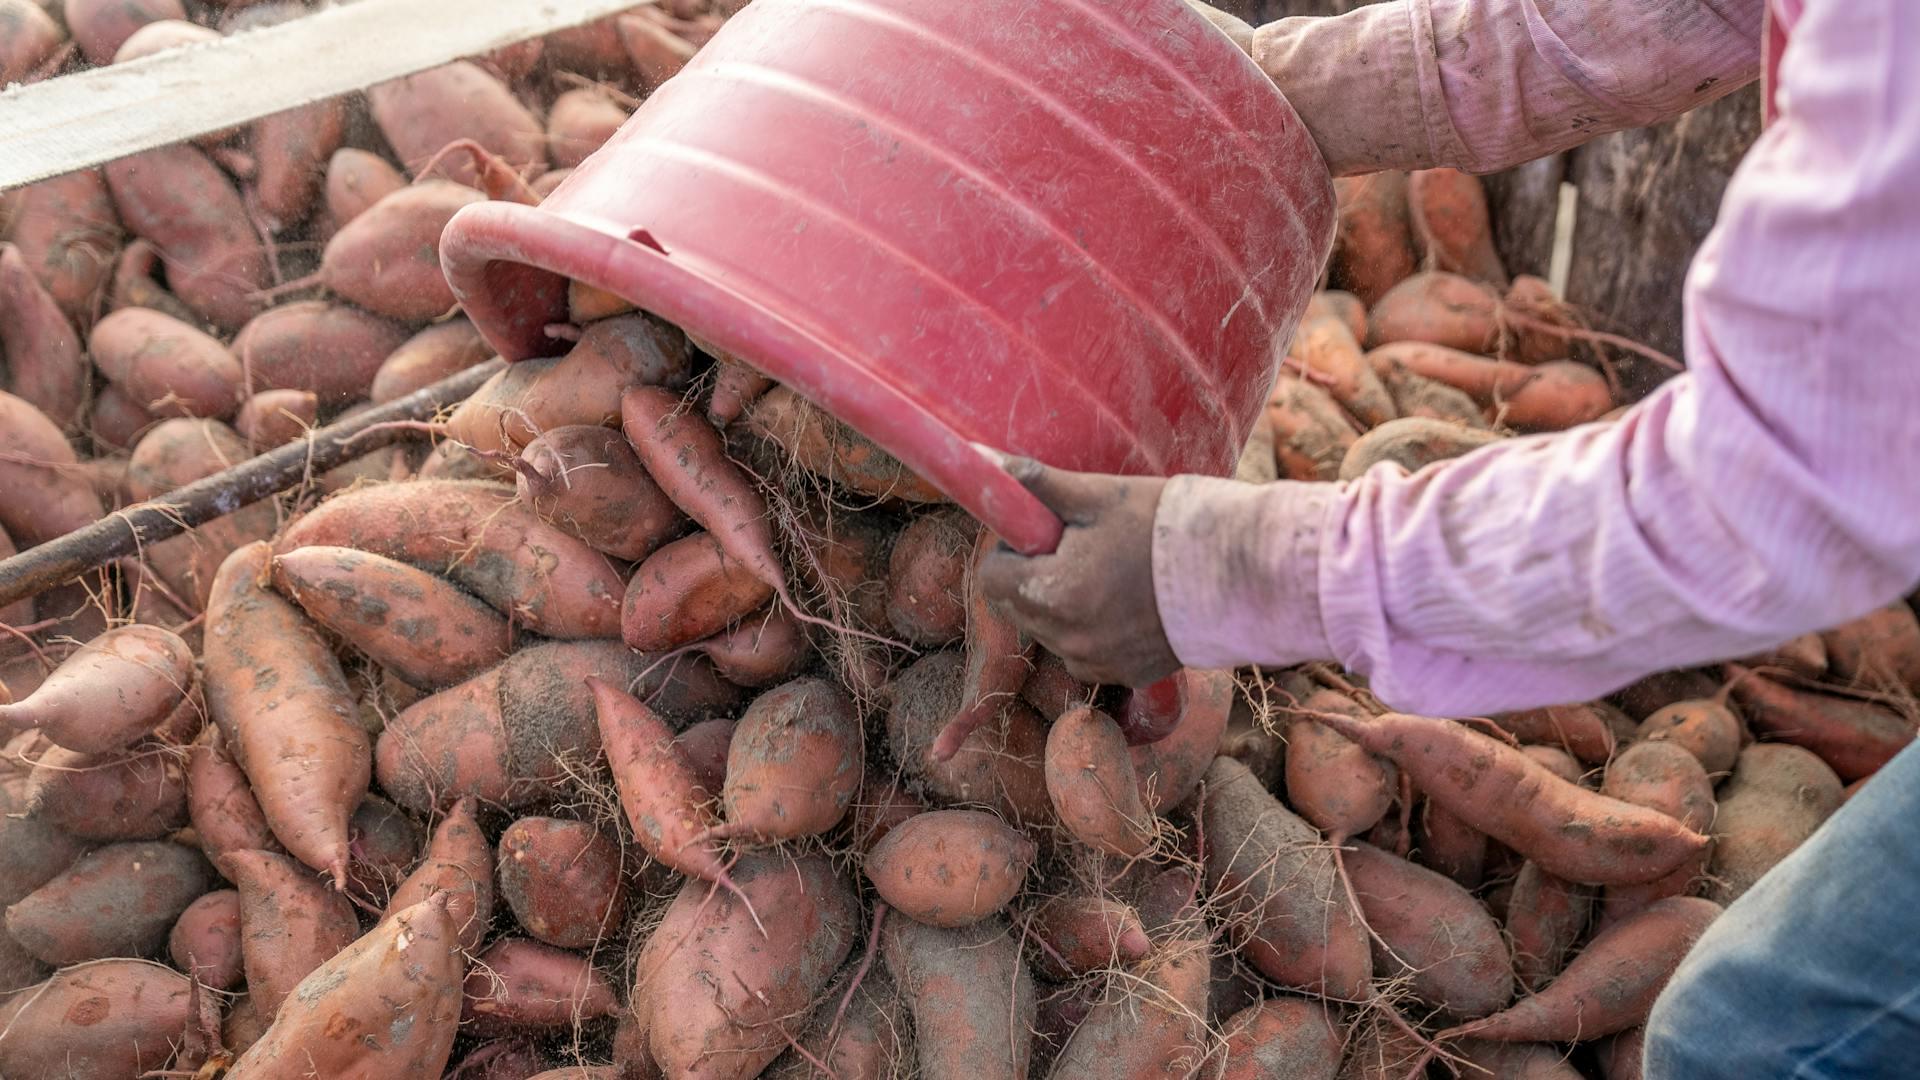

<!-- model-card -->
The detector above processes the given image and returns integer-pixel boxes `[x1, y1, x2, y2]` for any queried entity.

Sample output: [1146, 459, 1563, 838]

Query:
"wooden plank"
[0, 0, 649, 191]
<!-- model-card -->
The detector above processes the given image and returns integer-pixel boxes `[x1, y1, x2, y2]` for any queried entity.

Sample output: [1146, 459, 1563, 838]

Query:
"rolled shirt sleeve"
[1156, 0, 1920, 715]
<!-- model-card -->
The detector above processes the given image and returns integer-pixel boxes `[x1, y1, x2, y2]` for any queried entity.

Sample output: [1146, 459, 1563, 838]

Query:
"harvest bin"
[441, 0, 1335, 555]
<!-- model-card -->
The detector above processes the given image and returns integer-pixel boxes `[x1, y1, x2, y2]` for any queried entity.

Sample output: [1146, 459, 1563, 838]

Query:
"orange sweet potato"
[0, 0, 62, 84]
[1504, 861, 1594, 992]
[548, 87, 628, 170]
[233, 300, 410, 403]
[1331, 172, 1416, 306]
[1218, 997, 1344, 1080]
[641, 852, 858, 1079]
[169, 888, 244, 991]
[271, 545, 512, 690]
[321, 180, 485, 321]
[1448, 896, 1721, 1043]
[498, 816, 628, 951]
[1267, 374, 1362, 481]
[716, 677, 863, 843]
[463, 937, 619, 1033]
[866, 808, 1034, 928]
[1725, 664, 1913, 781]
[1127, 668, 1233, 814]
[7, 169, 123, 322]
[229, 848, 360, 1014]
[186, 726, 281, 877]
[884, 915, 1035, 1080]
[1635, 698, 1741, 776]
[886, 650, 1053, 828]
[1027, 895, 1152, 981]
[251, 97, 347, 231]
[849, 773, 927, 855]
[232, 388, 317, 447]
[23, 742, 189, 840]
[345, 794, 425, 898]
[370, 316, 495, 403]
[89, 382, 160, 451]
[1345, 840, 1515, 1019]
[1284, 690, 1396, 839]
[126, 417, 279, 610]
[1408, 168, 1508, 286]
[108, 236, 200, 326]
[225, 896, 465, 1079]
[1021, 647, 1094, 722]
[1367, 271, 1501, 353]
[1599, 741, 1715, 919]
[104, 144, 267, 329]
[1201, 756, 1371, 999]
[379, 795, 494, 953]
[884, 508, 975, 646]
[203, 542, 370, 885]
[761, 966, 906, 1080]
[1707, 743, 1842, 904]
[1494, 360, 1614, 431]
[324, 146, 408, 229]
[1455, 1042, 1585, 1080]
[518, 424, 685, 560]
[89, 306, 244, 418]
[1289, 308, 1398, 427]
[369, 61, 546, 183]
[0, 389, 107, 546]
[0, 960, 194, 1079]
[1045, 704, 1153, 857]
[1045, 938, 1210, 1079]
[1494, 703, 1625, 767]
[66, 0, 184, 64]
[276, 479, 625, 639]
[621, 530, 774, 650]
[696, 604, 811, 688]
[6, 840, 211, 965]
[0, 242, 86, 429]
[1822, 602, 1920, 693]
[0, 623, 194, 752]
[745, 384, 948, 504]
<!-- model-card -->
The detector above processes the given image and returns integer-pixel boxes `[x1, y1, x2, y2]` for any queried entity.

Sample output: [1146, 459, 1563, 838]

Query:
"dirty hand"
[976, 457, 1182, 688]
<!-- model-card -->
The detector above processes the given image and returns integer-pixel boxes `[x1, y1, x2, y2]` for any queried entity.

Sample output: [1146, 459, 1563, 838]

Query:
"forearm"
[1157, 0, 1920, 713]
[1251, 0, 1762, 175]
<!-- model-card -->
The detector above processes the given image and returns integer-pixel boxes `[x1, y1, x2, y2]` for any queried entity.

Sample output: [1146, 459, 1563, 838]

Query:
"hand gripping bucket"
[440, 0, 1334, 556]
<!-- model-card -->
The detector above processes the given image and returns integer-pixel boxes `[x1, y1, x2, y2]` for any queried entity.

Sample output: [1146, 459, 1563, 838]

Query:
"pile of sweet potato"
[2, 4, 1918, 1080]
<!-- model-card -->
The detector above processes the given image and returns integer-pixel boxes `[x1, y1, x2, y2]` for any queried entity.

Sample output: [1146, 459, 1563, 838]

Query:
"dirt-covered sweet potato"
[368, 60, 547, 183]
[383, 795, 495, 953]
[104, 144, 267, 329]
[885, 914, 1035, 1080]
[886, 650, 1053, 828]
[5, 840, 211, 965]
[169, 887, 244, 990]
[232, 300, 410, 403]
[0, 389, 107, 547]
[498, 816, 628, 950]
[547, 87, 628, 170]
[23, 742, 189, 840]
[0, 623, 194, 753]
[0, 242, 86, 429]
[1045, 703, 1154, 857]
[229, 848, 359, 1014]
[128, 417, 280, 610]
[463, 937, 619, 1033]
[321, 180, 484, 322]
[7, 170, 123, 323]
[714, 677, 863, 843]
[0, 960, 194, 1079]
[370, 316, 496, 403]
[865, 808, 1034, 928]
[1344, 839, 1515, 1019]
[233, 388, 318, 448]
[1707, 743, 1843, 905]
[1218, 996, 1345, 1080]
[518, 424, 685, 561]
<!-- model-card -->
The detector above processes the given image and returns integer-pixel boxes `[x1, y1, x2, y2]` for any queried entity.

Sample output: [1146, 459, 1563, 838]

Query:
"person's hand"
[976, 457, 1181, 688]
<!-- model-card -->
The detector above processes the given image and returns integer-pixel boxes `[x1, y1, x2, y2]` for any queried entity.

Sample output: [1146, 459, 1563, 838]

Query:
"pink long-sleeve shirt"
[1152, 0, 1920, 715]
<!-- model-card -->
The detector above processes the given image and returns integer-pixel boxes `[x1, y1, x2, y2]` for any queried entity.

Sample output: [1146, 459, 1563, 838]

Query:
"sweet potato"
[885, 508, 975, 646]
[0, 960, 194, 1079]
[716, 677, 863, 843]
[670, 716, 734, 798]
[1378, 359, 1492, 429]
[104, 144, 267, 329]
[1495, 704, 1626, 767]
[698, 604, 811, 688]
[744, 384, 947, 503]
[619, 10, 697, 89]
[23, 742, 189, 840]
[451, 1040, 563, 1080]
[252, 97, 347, 230]
[369, 61, 546, 182]
[929, 530, 1035, 761]
[127, 418, 281, 610]
[1308, 290, 1369, 344]
[346, 794, 426, 897]
[229, 848, 360, 1014]
[0, 0, 62, 84]
[1344, 840, 1514, 1018]
[1309, 711, 1707, 886]
[464, 937, 618, 1033]
[1218, 997, 1345, 1080]
[641, 852, 858, 1080]
[231, 387, 316, 448]
[866, 808, 1034, 928]
[0, 389, 107, 546]
[699, 352, 771, 427]
[1504, 861, 1594, 992]
[1045, 939, 1210, 1079]
[792, 507, 895, 634]
[225, 895, 465, 1079]
[762, 966, 907, 1080]
[89, 307, 243, 419]
[276, 479, 625, 639]
[1119, 676, 1229, 818]
[66, 0, 183, 64]
[6, 840, 211, 965]
[1599, 741, 1715, 919]
[1740, 631, 1828, 680]
[233, 300, 410, 403]
[89, 382, 159, 452]
[321, 180, 484, 321]
[1284, 690, 1396, 838]
[1822, 602, 1920, 693]
[518, 424, 684, 561]
[186, 726, 281, 877]
[1366, 272, 1500, 352]
[884, 915, 1035, 1080]
[1598, 1027, 1646, 1080]
[1493, 360, 1614, 431]
[0, 623, 194, 752]
[203, 541, 370, 885]
[547, 87, 627, 170]
[1408, 168, 1508, 286]
[0, 808, 86, 982]
[621, 530, 773, 649]
[1724, 664, 1912, 781]
[592, 676, 734, 885]
[368, 318, 494, 405]
[1021, 647, 1093, 722]
[499, 816, 627, 950]
[168, 887, 243, 990]
[1340, 1012, 1437, 1080]
[371, 796, 489, 955]
[270, 545, 512, 690]
[1201, 756, 1371, 998]
[1330, 172, 1415, 306]
[849, 773, 927, 856]
[107, 236, 199, 328]
[1289, 308, 1397, 427]
[1707, 743, 1842, 904]
[1455, 1042, 1584, 1080]
[1045, 704, 1154, 857]
[1027, 895, 1152, 980]
[1635, 698, 1740, 775]
[1339, 415, 1501, 479]
[0, 242, 86, 429]
[113, 17, 218, 62]
[324, 146, 408, 229]
[1266, 374, 1361, 481]
[1448, 896, 1721, 1042]
[7, 170, 123, 322]
[1517, 745, 1584, 787]
[886, 650, 1053, 828]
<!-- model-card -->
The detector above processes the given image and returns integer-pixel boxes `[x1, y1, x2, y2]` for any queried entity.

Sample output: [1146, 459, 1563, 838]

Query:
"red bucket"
[441, 0, 1333, 555]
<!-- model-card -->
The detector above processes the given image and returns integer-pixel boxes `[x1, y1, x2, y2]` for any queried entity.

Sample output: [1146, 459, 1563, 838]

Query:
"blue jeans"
[1644, 740, 1920, 1078]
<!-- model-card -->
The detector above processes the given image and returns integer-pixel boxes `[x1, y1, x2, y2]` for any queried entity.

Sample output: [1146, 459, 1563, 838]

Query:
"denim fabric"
[1644, 740, 1920, 1078]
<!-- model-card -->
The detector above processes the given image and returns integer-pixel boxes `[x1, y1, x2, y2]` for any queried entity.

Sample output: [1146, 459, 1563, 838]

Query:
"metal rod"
[0, 358, 506, 611]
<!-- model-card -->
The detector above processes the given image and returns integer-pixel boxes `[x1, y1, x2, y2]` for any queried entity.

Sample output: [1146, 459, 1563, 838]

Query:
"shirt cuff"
[1151, 475, 1338, 670]
[1251, 3, 1445, 175]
